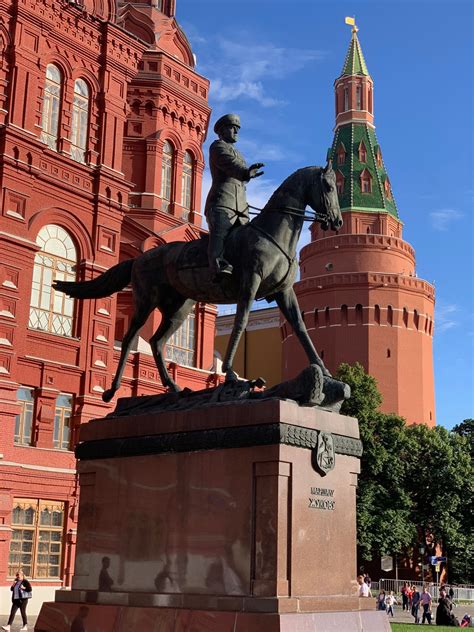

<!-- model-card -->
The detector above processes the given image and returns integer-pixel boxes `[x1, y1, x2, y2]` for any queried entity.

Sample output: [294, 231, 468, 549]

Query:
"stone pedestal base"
[35, 399, 390, 631]
[36, 599, 389, 631]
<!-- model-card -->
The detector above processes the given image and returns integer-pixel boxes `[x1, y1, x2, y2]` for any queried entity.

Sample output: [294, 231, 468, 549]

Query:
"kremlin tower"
[282, 24, 436, 426]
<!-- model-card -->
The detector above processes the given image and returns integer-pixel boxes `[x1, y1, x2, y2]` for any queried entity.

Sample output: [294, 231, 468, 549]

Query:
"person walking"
[376, 589, 387, 611]
[2, 569, 32, 631]
[412, 585, 421, 624]
[420, 585, 433, 624]
[401, 581, 409, 611]
[385, 590, 397, 617]
[357, 574, 370, 597]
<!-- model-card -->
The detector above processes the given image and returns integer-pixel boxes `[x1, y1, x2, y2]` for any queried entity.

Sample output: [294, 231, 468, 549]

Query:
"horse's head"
[313, 162, 343, 231]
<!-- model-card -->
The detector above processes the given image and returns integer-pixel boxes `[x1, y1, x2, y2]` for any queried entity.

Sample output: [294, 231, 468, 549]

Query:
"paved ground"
[383, 602, 474, 625]
[1, 603, 473, 630]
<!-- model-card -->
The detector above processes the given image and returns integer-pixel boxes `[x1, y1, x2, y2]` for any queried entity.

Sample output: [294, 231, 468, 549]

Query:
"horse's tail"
[53, 259, 134, 299]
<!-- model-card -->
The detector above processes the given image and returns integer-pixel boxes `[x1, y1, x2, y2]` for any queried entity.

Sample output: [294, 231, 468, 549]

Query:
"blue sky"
[177, 0, 473, 429]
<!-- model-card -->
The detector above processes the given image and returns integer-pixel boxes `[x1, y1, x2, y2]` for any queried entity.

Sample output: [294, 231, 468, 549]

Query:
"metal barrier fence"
[371, 579, 474, 602]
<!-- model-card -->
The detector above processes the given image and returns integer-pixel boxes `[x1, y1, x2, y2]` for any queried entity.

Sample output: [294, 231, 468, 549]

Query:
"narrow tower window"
[325, 307, 330, 327]
[41, 65, 62, 150]
[161, 140, 174, 211]
[356, 85, 362, 110]
[337, 143, 346, 165]
[336, 170, 345, 195]
[181, 150, 193, 219]
[355, 304, 363, 325]
[341, 305, 348, 326]
[360, 169, 372, 193]
[374, 304, 381, 324]
[344, 87, 349, 111]
[70, 79, 90, 164]
[358, 141, 367, 163]
[387, 305, 394, 326]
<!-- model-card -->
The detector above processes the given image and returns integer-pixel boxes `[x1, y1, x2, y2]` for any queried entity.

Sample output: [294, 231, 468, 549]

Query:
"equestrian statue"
[54, 114, 343, 405]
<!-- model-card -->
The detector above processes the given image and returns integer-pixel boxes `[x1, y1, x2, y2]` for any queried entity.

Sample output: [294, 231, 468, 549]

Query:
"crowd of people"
[358, 574, 472, 627]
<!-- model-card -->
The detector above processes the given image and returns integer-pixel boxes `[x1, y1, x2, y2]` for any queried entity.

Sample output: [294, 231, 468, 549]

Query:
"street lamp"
[420, 545, 426, 583]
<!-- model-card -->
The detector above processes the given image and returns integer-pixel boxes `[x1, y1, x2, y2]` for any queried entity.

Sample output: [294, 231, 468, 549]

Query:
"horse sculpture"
[54, 162, 342, 402]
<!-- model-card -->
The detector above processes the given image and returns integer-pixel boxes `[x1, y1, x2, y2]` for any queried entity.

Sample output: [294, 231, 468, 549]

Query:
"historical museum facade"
[217, 28, 436, 427]
[0, 0, 217, 611]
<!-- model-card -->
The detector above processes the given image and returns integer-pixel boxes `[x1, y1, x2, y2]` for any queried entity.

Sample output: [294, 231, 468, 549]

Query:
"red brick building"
[0, 0, 216, 612]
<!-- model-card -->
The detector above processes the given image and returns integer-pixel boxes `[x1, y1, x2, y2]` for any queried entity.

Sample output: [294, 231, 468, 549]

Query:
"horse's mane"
[255, 166, 322, 217]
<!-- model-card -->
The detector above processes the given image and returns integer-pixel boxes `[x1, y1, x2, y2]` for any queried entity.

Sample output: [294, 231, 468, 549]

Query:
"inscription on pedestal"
[308, 487, 336, 510]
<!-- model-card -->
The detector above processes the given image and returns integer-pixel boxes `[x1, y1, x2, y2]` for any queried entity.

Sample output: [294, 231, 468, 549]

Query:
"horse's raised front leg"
[222, 274, 261, 382]
[274, 287, 331, 377]
[149, 296, 195, 392]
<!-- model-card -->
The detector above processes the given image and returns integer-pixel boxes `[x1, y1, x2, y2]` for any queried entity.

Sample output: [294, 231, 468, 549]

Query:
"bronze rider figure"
[204, 113, 264, 280]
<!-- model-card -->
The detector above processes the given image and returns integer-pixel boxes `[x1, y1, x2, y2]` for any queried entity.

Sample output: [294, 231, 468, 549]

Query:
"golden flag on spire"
[345, 16, 355, 25]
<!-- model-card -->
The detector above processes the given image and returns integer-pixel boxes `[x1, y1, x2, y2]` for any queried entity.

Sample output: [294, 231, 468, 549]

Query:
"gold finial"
[344, 16, 358, 34]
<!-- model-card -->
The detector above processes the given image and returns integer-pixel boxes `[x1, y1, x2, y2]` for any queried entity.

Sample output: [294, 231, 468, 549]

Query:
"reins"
[247, 203, 327, 223]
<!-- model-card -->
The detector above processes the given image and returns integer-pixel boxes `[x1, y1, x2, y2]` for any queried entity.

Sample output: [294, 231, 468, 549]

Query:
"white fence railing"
[371, 579, 474, 602]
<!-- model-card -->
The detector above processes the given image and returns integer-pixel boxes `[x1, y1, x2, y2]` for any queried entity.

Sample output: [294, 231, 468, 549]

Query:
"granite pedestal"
[35, 398, 389, 631]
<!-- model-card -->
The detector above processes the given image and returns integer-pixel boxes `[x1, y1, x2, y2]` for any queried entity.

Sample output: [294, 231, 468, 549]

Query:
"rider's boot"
[211, 257, 233, 281]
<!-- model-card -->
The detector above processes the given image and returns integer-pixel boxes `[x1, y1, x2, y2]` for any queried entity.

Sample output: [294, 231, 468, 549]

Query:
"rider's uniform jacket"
[204, 139, 251, 222]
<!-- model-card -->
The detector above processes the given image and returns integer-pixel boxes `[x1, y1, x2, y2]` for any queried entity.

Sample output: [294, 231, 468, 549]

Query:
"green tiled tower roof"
[328, 124, 399, 218]
[340, 31, 369, 77]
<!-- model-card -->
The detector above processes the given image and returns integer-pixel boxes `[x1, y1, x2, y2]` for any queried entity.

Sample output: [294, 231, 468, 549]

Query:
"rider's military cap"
[214, 113, 241, 134]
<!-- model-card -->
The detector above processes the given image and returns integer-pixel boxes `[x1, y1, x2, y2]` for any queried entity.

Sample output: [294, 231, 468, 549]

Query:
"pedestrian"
[448, 585, 456, 606]
[420, 585, 433, 624]
[436, 588, 459, 626]
[364, 573, 372, 590]
[357, 574, 370, 597]
[1, 569, 32, 631]
[411, 585, 421, 624]
[401, 581, 409, 611]
[376, 589, 386, 611]
[385, 590, 398, 617]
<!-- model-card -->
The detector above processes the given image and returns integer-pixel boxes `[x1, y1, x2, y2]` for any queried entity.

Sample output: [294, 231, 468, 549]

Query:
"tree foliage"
[336, 363, 473, 583]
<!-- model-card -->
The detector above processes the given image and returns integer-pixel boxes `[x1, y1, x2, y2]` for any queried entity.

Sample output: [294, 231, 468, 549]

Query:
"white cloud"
[435, 303, 459, 333]
[430, 208, 463, 231]
[201, 37, 326, 107]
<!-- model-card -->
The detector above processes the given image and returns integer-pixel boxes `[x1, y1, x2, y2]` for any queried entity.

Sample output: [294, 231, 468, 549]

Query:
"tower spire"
[330, 24, 398, 218]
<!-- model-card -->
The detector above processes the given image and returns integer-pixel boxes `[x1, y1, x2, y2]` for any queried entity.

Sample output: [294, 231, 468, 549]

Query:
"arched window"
[53, 393, 73, 450]
[161, 141, 174, 211]
[387, 305, 394, 326]
[374, 304, 381, 325]
[337, 143, 346, 166]
[384, 178, 392, 200]
[341, 305, 348, 326]
[356, 85, 362, 110]
[181, 150, 193, 219]
[403, 307, 409, 327]
[325, 306, 330, 327]
[414, 309, 420, 330]
[166, 311, 195, 367]
[344, 87, 349, 111]
[336, 170, 345, 195]
[70, 79, 90, 163]
[368, 87, 373, 113]
[359, 141, 367, 163]
[41, 64, 62, 150]
[360, 169, 372, 193]
[355, 304, 363, 325]
[29, 225, 77, 337]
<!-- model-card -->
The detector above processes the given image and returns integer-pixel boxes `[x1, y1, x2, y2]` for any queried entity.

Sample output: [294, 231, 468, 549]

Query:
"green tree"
[404, 424, 473, 584]
[336, 364, 473, 583]
[336, 363, 415, 561]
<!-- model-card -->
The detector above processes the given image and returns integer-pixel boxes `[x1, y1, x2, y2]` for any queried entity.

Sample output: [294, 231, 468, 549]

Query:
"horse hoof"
[102, 389, 115, 403]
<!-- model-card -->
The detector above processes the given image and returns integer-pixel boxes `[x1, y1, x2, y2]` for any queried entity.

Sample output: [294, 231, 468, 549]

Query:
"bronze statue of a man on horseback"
[54, 114, 342, 403]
